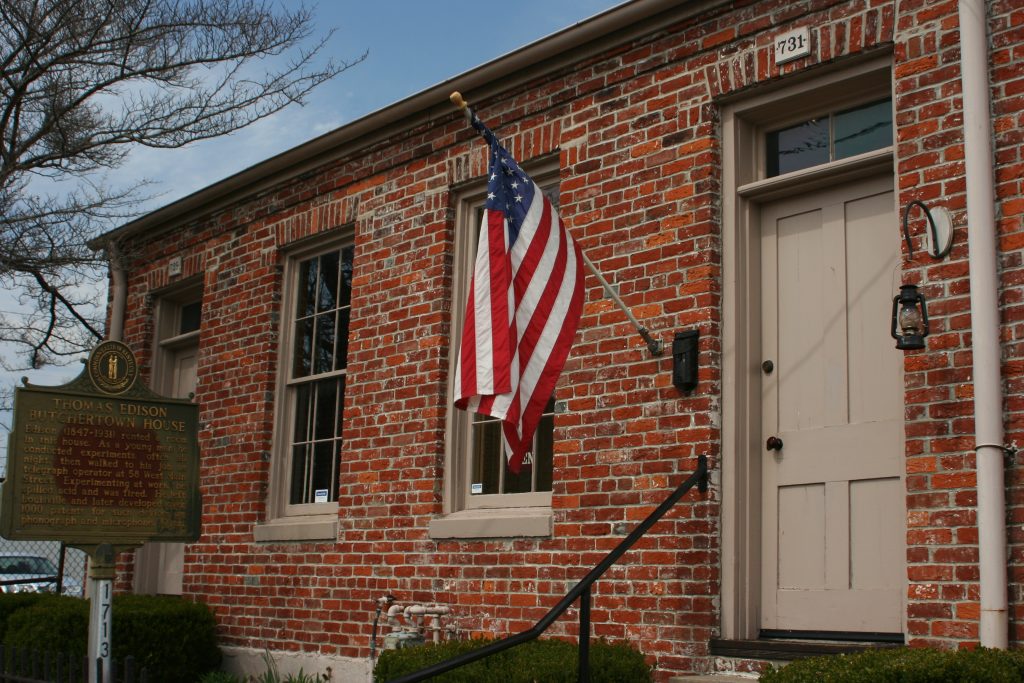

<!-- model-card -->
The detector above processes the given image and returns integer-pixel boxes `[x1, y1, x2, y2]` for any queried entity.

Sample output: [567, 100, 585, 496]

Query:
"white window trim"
[430, 159, 560, 539]
[255, 230, 353, 542]
[149, 278, 202, 385]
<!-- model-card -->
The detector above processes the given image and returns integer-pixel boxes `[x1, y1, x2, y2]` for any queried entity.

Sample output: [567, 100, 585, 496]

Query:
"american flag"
[454, 116, 585, 474]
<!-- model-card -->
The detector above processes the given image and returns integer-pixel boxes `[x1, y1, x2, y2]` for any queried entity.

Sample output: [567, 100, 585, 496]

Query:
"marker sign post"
[0, 341, 201, 683]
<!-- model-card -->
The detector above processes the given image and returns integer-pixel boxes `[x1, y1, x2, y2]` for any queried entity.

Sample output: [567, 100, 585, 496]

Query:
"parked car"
[0, 553, 82, 596]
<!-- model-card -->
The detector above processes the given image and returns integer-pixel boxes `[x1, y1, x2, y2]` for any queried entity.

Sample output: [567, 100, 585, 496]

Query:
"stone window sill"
[253, 516, 338, 542]
[428, 508, 552, 539]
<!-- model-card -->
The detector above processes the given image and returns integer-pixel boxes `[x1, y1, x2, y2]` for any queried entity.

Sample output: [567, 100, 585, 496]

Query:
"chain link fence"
[0, 474, 87, 598]
[0, 538, 87, 598]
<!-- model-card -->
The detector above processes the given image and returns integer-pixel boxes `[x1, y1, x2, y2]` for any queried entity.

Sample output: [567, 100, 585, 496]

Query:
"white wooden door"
[136, 344, 196, 595]
[760, 175, 904, 634]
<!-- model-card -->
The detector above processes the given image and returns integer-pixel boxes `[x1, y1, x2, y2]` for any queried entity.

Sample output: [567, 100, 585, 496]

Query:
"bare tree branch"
[0, 0, 364, 368]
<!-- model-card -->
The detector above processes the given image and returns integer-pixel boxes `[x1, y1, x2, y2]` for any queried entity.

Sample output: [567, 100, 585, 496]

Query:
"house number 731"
[775, 27, 811, 65]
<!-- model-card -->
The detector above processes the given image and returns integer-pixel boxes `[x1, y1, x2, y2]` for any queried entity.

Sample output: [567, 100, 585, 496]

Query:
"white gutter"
[88, 0, 722, 250]
[106, 242, 127, 343]
[959, 0, 1007, 648]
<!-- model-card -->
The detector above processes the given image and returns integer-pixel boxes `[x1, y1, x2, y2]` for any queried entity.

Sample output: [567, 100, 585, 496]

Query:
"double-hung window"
[256, 233, 354, 542]
[431, 162, 560, 539]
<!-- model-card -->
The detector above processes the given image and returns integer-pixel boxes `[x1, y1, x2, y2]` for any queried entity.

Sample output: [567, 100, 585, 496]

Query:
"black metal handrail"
[386, 454, 709, 683]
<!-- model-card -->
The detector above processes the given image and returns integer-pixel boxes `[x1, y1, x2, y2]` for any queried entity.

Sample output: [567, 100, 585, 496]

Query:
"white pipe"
[402, 605, 450, 638]
[106, 242, 127, 342]
[959, 0, 1007, 648]
[386, 604, 404, 632]
[402, 605, 450, 617]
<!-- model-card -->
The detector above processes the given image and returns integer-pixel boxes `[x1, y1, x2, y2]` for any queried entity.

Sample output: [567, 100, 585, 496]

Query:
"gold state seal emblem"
[87, 341, 138, 395]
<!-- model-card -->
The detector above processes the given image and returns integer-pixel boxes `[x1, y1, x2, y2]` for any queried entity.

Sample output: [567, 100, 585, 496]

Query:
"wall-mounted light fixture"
[903, 199, 953, 260]
[891, 284, 929, 350]
[894, 200, 948, 352]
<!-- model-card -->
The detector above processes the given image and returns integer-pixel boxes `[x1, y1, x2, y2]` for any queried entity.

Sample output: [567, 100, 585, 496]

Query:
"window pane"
[317, 252, 340, 313]
[471, 416, 502, 495]
[766, 118, 829, 177]
[503, 459, 532, 494]
[313, 379, 338, 441]
[313, 313, 336, 375]
[179, 301, 201, 334]
[339, 246, 355, 308]
[469, 399, 557, 496]
[293, 383, 312, 442]
[296, 259, 318, 317]
[290, 444, 310, 504]
[335, 308, 350, 371]
[503, 399, 555, 494]
[835, 99, 892, 160]
[293, 318, 313, 377]
[309, 441, 337, 503]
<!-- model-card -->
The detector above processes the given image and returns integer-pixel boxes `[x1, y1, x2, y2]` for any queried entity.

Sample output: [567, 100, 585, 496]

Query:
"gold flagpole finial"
[450, 91, 468, 110]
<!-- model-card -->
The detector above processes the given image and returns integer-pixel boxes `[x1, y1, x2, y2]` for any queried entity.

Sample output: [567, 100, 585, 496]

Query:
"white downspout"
[959, 0, 1007, 648]
[106, 241, 127, 342]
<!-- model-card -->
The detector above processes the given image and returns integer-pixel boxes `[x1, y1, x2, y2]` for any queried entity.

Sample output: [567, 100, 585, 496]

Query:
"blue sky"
[117, 0, 627, 212]
[0, 0, 625, 459]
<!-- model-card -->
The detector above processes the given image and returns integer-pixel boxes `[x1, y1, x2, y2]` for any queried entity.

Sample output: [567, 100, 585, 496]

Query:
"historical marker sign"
[0, 341, 201, 545]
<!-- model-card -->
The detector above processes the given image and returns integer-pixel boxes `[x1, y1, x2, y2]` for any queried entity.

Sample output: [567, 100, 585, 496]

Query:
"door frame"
[134, 279, 202, 595]
[719, 55, 900, 640]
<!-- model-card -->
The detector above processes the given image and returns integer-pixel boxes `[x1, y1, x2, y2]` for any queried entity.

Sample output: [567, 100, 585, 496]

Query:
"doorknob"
[766, 436, 784, 451]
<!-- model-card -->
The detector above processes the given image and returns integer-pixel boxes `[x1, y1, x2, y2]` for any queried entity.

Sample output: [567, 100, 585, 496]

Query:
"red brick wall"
[111, 0, 1021, 677]
[895, 0, 1022, 648]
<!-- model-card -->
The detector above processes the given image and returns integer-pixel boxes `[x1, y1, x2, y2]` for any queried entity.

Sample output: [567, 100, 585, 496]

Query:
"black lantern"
[891, 284, 929, 350]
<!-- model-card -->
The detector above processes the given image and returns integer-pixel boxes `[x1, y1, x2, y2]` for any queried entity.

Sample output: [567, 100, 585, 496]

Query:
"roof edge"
[91, 0, 716, 250]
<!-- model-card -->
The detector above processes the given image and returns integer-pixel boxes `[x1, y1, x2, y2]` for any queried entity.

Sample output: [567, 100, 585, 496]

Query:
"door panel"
[760, 175, 903, 634]
[136, 343, 196, 595]
[157, 346, 196, 594]
[850, 477, 903, 591]
[172, 347, 198, 398]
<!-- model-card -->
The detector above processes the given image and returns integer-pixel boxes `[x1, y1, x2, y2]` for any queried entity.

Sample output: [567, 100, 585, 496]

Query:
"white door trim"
[719, 55, 897, 640]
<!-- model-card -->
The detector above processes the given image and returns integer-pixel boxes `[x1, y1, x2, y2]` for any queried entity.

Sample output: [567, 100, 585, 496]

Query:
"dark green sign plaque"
[0, 341, 201, 545]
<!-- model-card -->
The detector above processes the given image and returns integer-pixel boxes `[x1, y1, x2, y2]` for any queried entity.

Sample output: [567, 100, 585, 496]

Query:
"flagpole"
[449, 92, 664, 358]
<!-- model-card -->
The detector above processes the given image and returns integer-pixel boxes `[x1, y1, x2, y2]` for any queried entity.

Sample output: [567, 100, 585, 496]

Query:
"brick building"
[94, 0, 1023, 679]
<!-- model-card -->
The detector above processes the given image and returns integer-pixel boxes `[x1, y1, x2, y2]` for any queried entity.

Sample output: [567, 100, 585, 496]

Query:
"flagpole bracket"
[639, 328, 664, 357]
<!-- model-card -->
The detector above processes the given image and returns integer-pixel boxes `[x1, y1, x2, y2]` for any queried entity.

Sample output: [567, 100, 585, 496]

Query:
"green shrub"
[198, 673, 245, 683]
[759, 646, 1024, 683]
[0, 592, 48, 641]
[3, 594, 88, 655]
[3, 593, 221, 683]
[111, 594, 221, 683]
[373, 637, 651, 683]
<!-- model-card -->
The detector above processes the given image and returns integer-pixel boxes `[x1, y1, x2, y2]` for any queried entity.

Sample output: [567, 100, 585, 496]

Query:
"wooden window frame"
[255, 229, 354, 542]
[430, 159, 560, 539]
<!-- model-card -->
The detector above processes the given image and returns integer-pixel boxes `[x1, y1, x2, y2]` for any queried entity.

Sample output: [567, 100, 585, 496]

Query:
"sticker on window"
[314, 489, 330, 503]
[471, 483, 483, 495]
